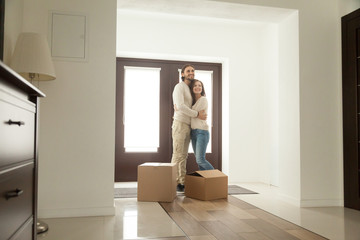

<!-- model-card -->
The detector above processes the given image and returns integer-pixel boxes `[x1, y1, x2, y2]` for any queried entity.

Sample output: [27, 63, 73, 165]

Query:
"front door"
[115, 58, 222, 181]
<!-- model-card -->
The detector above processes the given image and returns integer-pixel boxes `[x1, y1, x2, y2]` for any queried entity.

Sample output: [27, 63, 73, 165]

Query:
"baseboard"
[278, 193, 343, 207]
[278, 193, 301, 207]
[38, 205, 115, 218]
[300, 199, 344, 207]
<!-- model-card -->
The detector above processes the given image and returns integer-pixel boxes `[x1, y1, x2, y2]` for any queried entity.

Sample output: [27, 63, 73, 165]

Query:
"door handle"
[5, 188, 24, 200]
[6, 119, 25, 126]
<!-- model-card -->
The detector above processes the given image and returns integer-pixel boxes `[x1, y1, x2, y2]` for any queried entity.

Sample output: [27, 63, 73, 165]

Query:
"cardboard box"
[137, 162, 177, 202]
[185, 169, 228, 201]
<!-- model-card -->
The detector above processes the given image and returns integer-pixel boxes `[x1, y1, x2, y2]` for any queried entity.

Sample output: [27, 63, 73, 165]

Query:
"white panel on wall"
[49, 11, 88, 61]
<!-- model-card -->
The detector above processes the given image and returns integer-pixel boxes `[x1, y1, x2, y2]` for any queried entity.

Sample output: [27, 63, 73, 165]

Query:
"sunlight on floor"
[38, 198, 185, 240]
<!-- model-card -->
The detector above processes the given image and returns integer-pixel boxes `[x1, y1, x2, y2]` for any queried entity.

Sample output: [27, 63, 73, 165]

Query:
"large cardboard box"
[137, 162, 177, 202]
[185, 169, 228, 201]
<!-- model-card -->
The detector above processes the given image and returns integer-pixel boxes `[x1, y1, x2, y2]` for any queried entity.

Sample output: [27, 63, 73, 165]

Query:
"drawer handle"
[5, 188, 24, 200]
[6, 119, 25, 126]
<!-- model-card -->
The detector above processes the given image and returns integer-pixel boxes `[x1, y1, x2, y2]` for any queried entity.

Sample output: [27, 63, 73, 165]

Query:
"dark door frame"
[342, 8, 360, 211]
[0, 0, 5, 61]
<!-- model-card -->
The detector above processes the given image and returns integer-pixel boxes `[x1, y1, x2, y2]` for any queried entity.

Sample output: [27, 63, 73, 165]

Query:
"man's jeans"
[171, 120, 191, 185]
[191, 129, 214, 170]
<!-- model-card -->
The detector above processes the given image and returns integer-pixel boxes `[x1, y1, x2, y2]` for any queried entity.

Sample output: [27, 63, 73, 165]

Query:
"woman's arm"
[194, 97, 208, 112]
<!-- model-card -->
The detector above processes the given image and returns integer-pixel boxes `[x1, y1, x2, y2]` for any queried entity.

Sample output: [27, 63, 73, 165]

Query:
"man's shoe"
[177, 184, 185, 192]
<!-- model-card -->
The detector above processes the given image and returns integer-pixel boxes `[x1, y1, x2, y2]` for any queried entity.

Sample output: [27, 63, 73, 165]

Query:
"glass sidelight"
[123, 66, 160, 152]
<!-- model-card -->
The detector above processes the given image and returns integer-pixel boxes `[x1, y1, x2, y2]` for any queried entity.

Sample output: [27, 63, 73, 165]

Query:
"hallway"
[37, 183, 360, 240]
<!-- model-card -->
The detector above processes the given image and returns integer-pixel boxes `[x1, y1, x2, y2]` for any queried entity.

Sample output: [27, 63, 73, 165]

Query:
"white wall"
[237, 0, 344, 207]
[3, 0, 23, 65]
[338, 0, 360, 17]
[297, 0, 342, 207]
[261, 24, 280, 187]
[17, 0, 117, 217]
[277, 12, 300, 202]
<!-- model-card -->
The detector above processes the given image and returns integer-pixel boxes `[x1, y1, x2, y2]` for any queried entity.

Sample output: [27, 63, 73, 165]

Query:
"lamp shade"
[10, 32, 56, 81]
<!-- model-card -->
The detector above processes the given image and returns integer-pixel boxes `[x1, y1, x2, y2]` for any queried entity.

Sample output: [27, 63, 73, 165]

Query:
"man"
[171, 64, 207, 192]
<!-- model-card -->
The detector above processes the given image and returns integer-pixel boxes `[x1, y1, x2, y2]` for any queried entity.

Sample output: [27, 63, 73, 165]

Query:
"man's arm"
[173, 84, 198, 118]
[174, 104, 206, 120]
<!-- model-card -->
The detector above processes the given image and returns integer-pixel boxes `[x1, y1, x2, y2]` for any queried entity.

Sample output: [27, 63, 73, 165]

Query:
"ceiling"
[117, 0, 296, 23]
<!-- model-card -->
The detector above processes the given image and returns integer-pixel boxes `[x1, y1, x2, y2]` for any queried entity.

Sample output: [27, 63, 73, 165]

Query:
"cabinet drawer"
[0, 89, 36, 168]
[9, 218, 34, 240]
[0, 163, 34, 240]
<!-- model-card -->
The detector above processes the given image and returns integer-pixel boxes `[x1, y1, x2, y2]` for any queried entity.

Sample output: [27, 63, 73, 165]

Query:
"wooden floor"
[160, 195, 328, 240]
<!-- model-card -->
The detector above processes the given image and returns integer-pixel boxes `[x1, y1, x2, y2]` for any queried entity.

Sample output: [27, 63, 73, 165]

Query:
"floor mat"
[114, 185, 257, 198]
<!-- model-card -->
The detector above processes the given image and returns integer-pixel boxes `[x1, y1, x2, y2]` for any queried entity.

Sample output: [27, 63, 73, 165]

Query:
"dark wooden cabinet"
[0, 61, 44, 239]
[342, 8, 360, 211]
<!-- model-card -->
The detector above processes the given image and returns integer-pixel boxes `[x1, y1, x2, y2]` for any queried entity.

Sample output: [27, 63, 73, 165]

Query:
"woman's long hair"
[190, 79, 206, 106]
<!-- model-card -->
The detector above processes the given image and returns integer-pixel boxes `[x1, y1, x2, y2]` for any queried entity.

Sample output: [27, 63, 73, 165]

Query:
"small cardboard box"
[185, 169, 228, 201]
[137, 162, 177, 202]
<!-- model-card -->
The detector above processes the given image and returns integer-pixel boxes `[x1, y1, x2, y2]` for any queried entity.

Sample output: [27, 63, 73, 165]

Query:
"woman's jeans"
[191, 129, 214, 171]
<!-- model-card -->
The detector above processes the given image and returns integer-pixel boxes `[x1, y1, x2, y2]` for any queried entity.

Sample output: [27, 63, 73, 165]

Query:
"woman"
[190, 79, 214, 171]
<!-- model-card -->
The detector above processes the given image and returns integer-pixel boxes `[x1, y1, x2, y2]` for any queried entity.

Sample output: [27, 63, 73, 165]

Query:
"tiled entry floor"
[38, 199, 185, 240]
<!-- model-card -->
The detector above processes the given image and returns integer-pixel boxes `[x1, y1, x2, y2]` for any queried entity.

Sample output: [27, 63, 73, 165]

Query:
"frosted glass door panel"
[124, 67, 160, 152]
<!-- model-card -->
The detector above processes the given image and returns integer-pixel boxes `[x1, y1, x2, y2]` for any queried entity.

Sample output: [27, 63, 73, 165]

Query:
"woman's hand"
[198, 110, 207, 120]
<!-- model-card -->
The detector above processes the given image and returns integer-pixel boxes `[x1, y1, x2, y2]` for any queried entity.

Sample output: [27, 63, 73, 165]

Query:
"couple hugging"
[171, 64, 214, 192]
